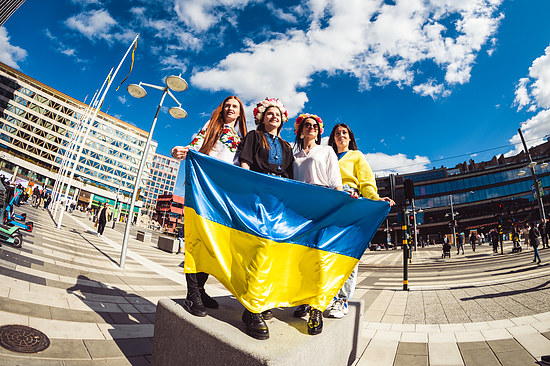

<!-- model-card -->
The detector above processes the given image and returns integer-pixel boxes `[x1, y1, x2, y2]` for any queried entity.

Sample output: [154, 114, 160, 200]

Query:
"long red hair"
[199, 96, 247, 155]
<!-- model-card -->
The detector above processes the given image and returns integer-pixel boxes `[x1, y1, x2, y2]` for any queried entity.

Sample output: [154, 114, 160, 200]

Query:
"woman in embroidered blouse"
[171, 95, 247, 165]
[238, 98, 294, 341]
[291, 113, 342, 336]
[170, 96, 247, 319]
[325, 123, 394, 319]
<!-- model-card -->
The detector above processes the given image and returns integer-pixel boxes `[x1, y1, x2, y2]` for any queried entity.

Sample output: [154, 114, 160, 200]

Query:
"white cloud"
[365, 152, 431, 177]
[159, 55, 188, 73]
[0, 27, 27, 68]
[70, 0, 101, 5]
[117, 95, 126, 104]
[413, 80, 447, 99]
[173, 0, 255, 32]
[507, 109, 550, 156]
[191, 0, 503, 115]
[65, 9, 133, 44]
[508, 44, 550, 155]
[513, 77, 531, 111]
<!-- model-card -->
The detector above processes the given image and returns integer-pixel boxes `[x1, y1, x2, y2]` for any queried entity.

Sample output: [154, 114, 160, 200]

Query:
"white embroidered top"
[188, 121, 242, 165]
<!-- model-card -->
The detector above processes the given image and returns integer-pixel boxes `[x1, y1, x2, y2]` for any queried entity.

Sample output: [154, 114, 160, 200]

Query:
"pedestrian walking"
[469, 231, 477, 252]
[522, 224, 530, 248]
[456, 233, 464, 254]
[528, 223, 541, 264]
[491, 229, 499, 253]
[539, 220, 548, 249]
[96, 202, 110, 237]
[176, 226, 184, 254]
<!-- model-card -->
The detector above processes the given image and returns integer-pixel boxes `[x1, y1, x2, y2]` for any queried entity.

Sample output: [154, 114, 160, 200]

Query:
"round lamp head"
[165, 75, 188, 92]
[541, 162, 549, 168]
[518, 170, 526, 176]
[169, 106, 187, 119]
[127, 84, 147, 98]
[528, 161, 537, 168]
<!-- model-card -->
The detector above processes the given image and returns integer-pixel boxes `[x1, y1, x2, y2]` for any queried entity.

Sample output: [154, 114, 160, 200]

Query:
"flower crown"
[253, 98, 288, 125]
[294, 113, 324, 135]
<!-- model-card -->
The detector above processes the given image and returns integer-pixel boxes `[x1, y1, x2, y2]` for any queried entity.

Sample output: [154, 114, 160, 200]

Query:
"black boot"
[183, 291, 207, 317]
[307, 307, 323, 335]
[293, 304, 310, 318]
[199, 289, 219, 309]
[262, 309, 274, 320]
[242, 310, 269, 340]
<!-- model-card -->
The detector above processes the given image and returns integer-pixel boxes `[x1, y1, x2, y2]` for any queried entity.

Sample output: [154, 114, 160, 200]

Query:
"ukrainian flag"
[184, 150, 390, 313]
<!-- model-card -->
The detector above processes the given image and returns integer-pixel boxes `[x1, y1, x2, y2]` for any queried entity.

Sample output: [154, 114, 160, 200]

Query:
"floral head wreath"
[294, 113, 324, 135]
[253, 98, 288, 125]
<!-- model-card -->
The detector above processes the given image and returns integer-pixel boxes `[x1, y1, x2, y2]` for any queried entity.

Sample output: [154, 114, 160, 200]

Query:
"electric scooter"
[0, 182, 23, 248]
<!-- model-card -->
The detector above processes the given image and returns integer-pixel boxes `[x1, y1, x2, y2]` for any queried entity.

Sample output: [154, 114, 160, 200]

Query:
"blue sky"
[1, 0, 550, 196]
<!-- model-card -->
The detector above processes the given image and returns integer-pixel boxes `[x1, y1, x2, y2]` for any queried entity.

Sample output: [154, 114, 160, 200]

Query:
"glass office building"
[0, 61, 156, 201]
[375, 141, 550, 244]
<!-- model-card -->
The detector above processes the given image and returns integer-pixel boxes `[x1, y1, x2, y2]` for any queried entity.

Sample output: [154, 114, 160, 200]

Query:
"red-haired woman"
[326, 123, 394, 319]
[171, 96, 247, 318]
[238, 98, 294, 340]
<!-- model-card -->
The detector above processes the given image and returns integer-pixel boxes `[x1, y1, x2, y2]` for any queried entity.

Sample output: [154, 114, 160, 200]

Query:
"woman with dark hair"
[238, 98, 294, 340]
[326, 123, 394, 318]
[292, 113, 342, 191]
[239, 98, 294, 178]
[171, 96, 247, 318]
[291, 113, 342, 336]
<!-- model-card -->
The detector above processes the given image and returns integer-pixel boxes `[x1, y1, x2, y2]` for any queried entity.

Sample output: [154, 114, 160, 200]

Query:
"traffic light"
[408, 213, 414, 226]
[404, 179, 415, 201]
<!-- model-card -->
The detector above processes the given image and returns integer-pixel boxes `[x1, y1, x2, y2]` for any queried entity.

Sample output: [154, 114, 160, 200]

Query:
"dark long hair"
[294, 117, 322, 151]
[199, 96, 247, 155]
[256, 106, 289, 150]
[328, 123, 358, 154]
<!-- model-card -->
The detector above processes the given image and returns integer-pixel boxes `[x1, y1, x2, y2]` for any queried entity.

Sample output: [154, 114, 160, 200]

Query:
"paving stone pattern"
[0, 204, 549, 365]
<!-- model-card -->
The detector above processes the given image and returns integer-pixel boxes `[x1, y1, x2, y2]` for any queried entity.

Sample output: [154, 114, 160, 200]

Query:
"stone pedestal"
[136, 230, 151, 242]
[152, 296, 364, 366]
[157, 236, 179, 253]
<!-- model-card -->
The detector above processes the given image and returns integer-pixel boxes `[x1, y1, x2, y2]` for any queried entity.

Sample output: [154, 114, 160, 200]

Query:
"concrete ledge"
[157, 236, 179, 253]
[152, 296, 364, 366]
[136, 230, 151, 243]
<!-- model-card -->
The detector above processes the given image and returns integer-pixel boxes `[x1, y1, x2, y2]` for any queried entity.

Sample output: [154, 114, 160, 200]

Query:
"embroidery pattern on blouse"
[219, 126, 241, 152]
[189, 125, 241, 152]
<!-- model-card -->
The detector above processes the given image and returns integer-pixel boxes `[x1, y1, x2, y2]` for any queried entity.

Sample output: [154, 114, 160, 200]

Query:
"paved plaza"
[0, 203, 549, 365]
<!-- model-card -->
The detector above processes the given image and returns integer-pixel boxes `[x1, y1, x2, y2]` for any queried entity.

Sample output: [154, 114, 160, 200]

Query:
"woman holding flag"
[292, 113, 342, 335]
[239, 97, 294, 340]
[171, 96, 247, 318]
[326, 123, 395, 318]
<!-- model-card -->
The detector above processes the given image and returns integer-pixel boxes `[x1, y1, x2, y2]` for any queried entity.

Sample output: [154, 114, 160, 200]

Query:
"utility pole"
[518, 128, 546, 221]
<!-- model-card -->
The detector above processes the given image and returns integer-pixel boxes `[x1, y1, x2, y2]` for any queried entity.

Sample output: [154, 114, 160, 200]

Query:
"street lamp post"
[119, 75, 188, 268]
[449, 194, 456, 247]
[518, 128, 546, 222]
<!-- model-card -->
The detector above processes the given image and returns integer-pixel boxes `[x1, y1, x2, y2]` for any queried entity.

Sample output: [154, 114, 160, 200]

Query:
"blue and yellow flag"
[184, 150, 390, 313]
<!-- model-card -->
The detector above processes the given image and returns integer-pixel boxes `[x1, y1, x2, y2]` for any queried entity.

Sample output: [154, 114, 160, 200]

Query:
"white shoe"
[328, 298, 348, 318]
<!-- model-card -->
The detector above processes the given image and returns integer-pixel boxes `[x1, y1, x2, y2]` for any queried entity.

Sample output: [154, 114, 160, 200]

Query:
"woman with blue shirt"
[239, 98, 294, 340]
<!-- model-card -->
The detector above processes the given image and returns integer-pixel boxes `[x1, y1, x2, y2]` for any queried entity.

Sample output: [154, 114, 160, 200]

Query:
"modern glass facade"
[0, 61, 156, 196]
[143, 153, 180, 212]
[375, 142, 550, 244]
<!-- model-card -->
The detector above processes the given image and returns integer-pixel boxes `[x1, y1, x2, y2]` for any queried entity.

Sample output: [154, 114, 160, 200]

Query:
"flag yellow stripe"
[184, 206, 358, 313]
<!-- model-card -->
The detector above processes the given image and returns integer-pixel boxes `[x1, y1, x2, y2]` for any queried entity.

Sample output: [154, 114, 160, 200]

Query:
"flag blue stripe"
[185, 150, 390, 259]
